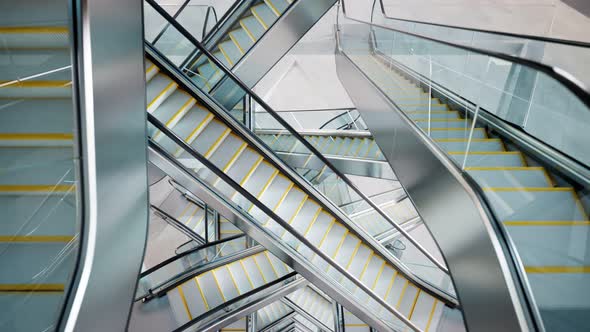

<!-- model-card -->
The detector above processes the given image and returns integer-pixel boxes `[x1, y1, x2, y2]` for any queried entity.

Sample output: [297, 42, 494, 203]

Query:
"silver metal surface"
[335, 26, 532, 332]
[60, 0, 149, 330]
[281, 297, 334, 332]
[259, 312, 297, 332]
[256, 129, 372, 138]
[230, 0, 338, 88]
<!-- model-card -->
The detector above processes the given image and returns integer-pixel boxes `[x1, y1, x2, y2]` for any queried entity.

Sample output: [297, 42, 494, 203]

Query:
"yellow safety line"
[318, 136, 333, 152]
[186, 204, 204, 226]
[228, 33, 245, 55]
[303, 208, 323, 237]
[334, 137, 348, 154]
[280, 195, 308, 238]
[396, 280, 410, 308]
[239, 260, 255, 289]
[240, 155, 264, 185]
[314, 165, 328, 181]
[0, 27, 68, 34]
[0, 133, 73, 141]
[525, 266, 590, 273]
[176, 284, 193, 320]
[204, 128, 231, 158]
[345, 241, 362, 269]
[255, 168, 279, 199]
[363, 140, 376, 158]
[0, 284, 64, 292]
[342, 138, 357, 155]
[425, 299, 438, 332]
[414, 118, 467, 123]
[504, 220, 590, 226]
[406, 110, 458, 114]
[0, 235, 75, 243]
[239, 19, 257, 42]
[264, 0, 281, 16]
[435, 138, 500, 142]
[358, 252, 374, 280]
[148, 81, 176, 109]
[194, 277, 209, 310]
[264, 251, 280, 277]
[218, 44, 234, 66]
[184, 113, 214, 143]
[482, 187, 573, 192]
[317, 219, 336, 249]
[448, 151, 521, 155]
[353, 138, 368, 157]
[145, 63, 156, 74]
[371, 261, 386, 290]
[465, 167, 544, 171]
[165, 98, 195, 127]
[0, 184, 74, 192]
[408, 288, 422, 319]
[211, 269, 227, 301]
[251, 7, 269, 30]
[0, 80, 72, 88]
[332, 229, 349, 258]
[252, 254, 268, 283]
[223, 142, 248, 172]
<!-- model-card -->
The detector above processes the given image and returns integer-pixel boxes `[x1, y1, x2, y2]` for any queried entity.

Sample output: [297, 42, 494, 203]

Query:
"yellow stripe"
[251, 7, 269, 30]
[414, 118, 466, 122]
[425, 299, 438, 332]
[211, 270, 227, 301]
[0, 184, 74, 193]
[504, 220, 590, 226]
[255, 168, 279, 199]
[358, 252, 374, 280]
[194, 277, 209, 310]
[0, 236, 74, 243]
[264, 0, 281, 16]
[435, 138, 500, 142]
[239, 19, 257, 42]
[217, 44, 234, 66]
[264, 252, 280, 277]
[281, 195, 308, 238]
[406, 110, 458, 114]
[448, 151, 521, 155]
[0, 133, 73, 141]
[148, 81, 176, 109]
[252, 254, 268, 283]
[223, 142, 248, 172]
[228, 33, 245, 55]
[239, 260, 255, 289]
[0, 284, 64, 292]
[482, 187, 573, 192]
[165, 98, 195, 127]
[525, 266, 590, 273]
[353, 138, 368, 157]
[204, 128, 231, 158]
[396, 280, 410, 308]
[371, 261, 386, 290]
[317, 219, 336, 249]
[383, 270, 398, 300]
[408, 288, 421, 319]
[465, 167, 544, 171]
[177, 284, 193, 320]
[363, 140, 376, 158]
[184, 113, 214, 143]
[332, 229, 349, 259]
[343, 138, 357, 155]
[240, 155, 264, 185]
[0, 80, 73, 88]
[0, 27, 68, 34]
[185, 204, 203, 226]
[303, 208, 323, 237]
[145, 63, 156, 74]
[345, 241, 362, 269]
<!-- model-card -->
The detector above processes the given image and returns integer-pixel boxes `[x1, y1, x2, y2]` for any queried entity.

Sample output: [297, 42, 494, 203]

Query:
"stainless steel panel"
[335, 34, 531, 332]
[60, 0, 149, 330]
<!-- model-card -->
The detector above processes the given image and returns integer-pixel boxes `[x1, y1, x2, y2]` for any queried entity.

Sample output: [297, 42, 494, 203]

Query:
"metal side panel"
[230, 0, 337, 88]
[334, 32, 532, 332]
[147, 145, 394, 331]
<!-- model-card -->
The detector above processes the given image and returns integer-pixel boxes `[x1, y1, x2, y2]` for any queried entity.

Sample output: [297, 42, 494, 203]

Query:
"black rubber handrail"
[145, 0, 450, 275]
[372, 0, 590, 48]
[319, 110, 362, 129]
[340, 0, 590, 110]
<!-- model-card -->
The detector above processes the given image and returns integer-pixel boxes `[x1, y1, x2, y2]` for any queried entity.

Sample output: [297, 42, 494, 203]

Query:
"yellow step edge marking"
[317, 219, 336, 249]
[252, 254, 268, 283]
[204, 128, 231, 158]
[0, 184, 74, 193]
[255, 169, 279, 200]
[334, 137, 348, 154]
[0, 80, 72, 88]
[0, 284, 64, 292]
[363, 140, 376, 158]
[176, 284, 193, 320]
[194, 277, 209, 310]
[280, 195, 308, 238]
[414, 118, 467, 122]
[148, 81, 176, 109]
[145, 64, 157, 75]
[358, 252, 374, 280]
[264, 0, 281, 16]
[251, 7, 269, 30]
[448, 151, 521, 155]
[0, 27, 68, 34]
[465, 167, 544, 171]
[396, 279, 410, 308]
[332, 229, 349, 259]
[314, 165, 328, 181]
[371, 261, 387, 290]
[211, 269, 227, 301]
[264, 252, 280, 277]
[177, 201, 195, 223]
[406, 110, 458, 114]
[504, 220, 590, 226]
[217, 44, 234, 66]
[223, 142, 248, 172]
[345, 241, 362, 270]
[525, 266, 590, 273]
[228, 33, 245, 55]
[482, 187, 573, 192]
[382, 270, 399, 302]
[263, 181, 294, 225]
[0, 133, 73, 141]
[184, 113, 214, 144]
[353, 138, 368, 157]
[425, 299, 439, 332]
[165, 97, 195, 127]
[408, 288, 422, 319]
[239, 19, 257, 42]
[239, 155, 264, 186]
[302, 207, 323, 237]
[185, 204, 204, 227]
[435, 138, 500, 143]
[239, 260, 255, 289]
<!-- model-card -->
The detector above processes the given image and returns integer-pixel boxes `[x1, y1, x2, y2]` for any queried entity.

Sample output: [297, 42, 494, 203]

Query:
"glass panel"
[0, 2, 80, 330]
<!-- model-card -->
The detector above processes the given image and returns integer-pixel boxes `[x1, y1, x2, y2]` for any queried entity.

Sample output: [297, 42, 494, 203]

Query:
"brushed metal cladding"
[60, 0, 149, 330]
[335, 30, 531, 332]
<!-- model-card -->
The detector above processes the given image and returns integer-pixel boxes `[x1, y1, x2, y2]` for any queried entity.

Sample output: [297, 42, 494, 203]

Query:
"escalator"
[337, 1, 590, 331]
[140, 1, 458, 330]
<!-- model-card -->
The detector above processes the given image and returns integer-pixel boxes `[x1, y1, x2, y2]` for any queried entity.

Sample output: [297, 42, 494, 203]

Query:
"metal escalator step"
[0, 80, 71, 99]
[265, 0, 290, 15]
[229, 28, 254, 54]
[218, 39, 242, 66]
[0, 293, 66, 332]
[436, 138, 505, 152]
[228, 260, 255, 294]
[449, 151, 525, 167]
[0, 27, 69, 49]
[250, 3, 278, 30]
[239, 15, 266, 42]
[466, 167, 552, 187]
[146, 73, 177, 112]
[405, 111, 460, 120]
[213, 266, 240, 300]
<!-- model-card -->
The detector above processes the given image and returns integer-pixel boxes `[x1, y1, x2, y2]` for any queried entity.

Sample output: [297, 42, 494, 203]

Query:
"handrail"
[145, 0, 450, 277]
[319, 109, 362, 129]
[202, 6, 218, 40]
[372, 0, 590, 48]
[152, 1, 216, 44]
[200, 0, 254, 46]
[148, 113, 431, 331]
[340, 0, 590, 107]
[150, 204, 206, 244]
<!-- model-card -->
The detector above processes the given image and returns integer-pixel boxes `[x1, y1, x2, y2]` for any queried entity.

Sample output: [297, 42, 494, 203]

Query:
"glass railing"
[143, 0, 453, 298]
[254, 108, 367, 131]
[338, 12, 590, 332]
[146, 121, 415, 331]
